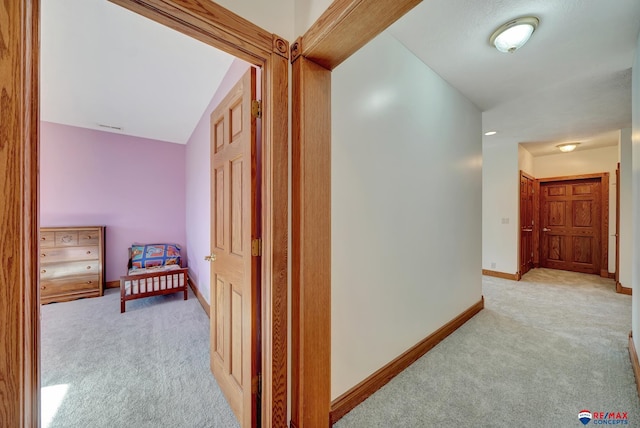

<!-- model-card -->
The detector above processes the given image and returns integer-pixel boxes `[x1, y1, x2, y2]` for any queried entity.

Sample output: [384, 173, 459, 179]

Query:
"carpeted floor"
[41, 287, 239, 428]
[43, 269, 640, 427]
[334, 268, 639, 427]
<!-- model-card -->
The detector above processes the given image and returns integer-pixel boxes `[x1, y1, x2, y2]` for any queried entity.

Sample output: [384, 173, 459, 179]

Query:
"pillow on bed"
[130, 244, 181, 269]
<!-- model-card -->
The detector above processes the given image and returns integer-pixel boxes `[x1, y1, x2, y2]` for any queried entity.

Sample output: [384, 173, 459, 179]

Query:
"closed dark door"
[540, 178, 601, 274]
[519, 172, 534, 276]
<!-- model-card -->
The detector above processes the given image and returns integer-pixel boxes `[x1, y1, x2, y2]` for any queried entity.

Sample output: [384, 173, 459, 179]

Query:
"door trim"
[538, 173, 609, 278]
[291, 0, 422, 426]
[10, 0, 289, 426]
[518, 170, 536, 278]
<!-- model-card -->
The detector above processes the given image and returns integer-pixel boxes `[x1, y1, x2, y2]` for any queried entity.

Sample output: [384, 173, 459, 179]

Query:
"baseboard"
[629, 332, 640, 399]
[329, 297, 485, 425]
[608, 272, 616, 280]
[188, 278, 210, 317]
[600, 269, 610, 278]
[482, 269, 519, 281]
[617, 282, 632, 295]
[105, 280, 119, 289]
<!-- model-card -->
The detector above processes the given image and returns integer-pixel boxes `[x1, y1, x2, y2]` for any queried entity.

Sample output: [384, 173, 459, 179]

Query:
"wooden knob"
[40, 269, 46, 273]
[86, 251, 91, 254]
[40, 285, 45, 290]
[40, 236, 46, 241]
[41, 253, 46, 257]
[86, 281, 93, 284]
[86, 266, 91, 269]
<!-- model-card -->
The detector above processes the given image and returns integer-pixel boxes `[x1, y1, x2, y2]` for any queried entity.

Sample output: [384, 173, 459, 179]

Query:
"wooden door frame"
[518, 170, 537, 279]
[537, 173, 610, 278]
[290, 0, 421, 426]
[4, 0, 289, 426]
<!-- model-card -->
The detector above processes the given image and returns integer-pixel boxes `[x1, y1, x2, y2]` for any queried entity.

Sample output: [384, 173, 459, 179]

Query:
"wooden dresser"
[39, 226, 105, 304]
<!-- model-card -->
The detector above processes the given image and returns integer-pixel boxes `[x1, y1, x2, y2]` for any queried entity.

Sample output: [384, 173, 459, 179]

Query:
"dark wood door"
[519, 172, 534, 276]
[209, 68, 260, 427]
[540, 178, 601, 274]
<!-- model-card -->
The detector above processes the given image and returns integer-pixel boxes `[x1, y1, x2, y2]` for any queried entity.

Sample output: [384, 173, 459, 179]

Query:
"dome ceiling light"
[490, 17, 539, 53]
[556, 143, 580, 153]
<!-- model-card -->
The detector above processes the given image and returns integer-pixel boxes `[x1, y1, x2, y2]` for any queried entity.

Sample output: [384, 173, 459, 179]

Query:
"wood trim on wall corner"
[329, 297, 485, 424]
[617, 282, 632, 295]
[188, 278, 211, 317]
[629, 332, 640, 399]
[482, 269, 520, 281]
[105, 280, 120, 289]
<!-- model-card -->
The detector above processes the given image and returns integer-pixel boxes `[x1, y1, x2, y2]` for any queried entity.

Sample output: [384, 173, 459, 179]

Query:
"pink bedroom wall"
[185, 58, 253, 303]
[40, 121, 187, 282]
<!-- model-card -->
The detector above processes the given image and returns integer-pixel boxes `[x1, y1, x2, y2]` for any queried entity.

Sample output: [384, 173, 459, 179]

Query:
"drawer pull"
[86, 281, 93, 284]
[41, 236, 46, 241]
[41, 269, 46, 273]
[40, 285, 45, 290]
[86, 266, 92, 270]
[41, 253, 46, 257]
[86, 251, 92, 254]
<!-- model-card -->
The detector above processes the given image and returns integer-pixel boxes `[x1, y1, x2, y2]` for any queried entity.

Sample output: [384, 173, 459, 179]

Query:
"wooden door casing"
[539, 177, 604, 275]
[210, 68, 260, 427]
[519, 172, 535, 276]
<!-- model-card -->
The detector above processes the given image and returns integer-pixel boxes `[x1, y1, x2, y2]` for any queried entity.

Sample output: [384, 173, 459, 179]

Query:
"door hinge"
[251, 238, 262, 257]
[251, 100, 262, 118]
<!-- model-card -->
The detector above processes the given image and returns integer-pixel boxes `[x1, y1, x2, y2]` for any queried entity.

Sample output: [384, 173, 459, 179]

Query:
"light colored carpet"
[334, 268, 639, 427]
[41, 287, 239, 428]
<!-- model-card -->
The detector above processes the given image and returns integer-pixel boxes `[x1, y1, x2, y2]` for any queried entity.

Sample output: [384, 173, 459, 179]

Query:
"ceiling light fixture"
[484, 131, 497, 136]
[556, 143, 580, 153]
[490, 16, 539, 53]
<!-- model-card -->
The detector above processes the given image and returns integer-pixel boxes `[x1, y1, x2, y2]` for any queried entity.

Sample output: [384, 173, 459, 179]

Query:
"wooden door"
[209, 68, 260, 427]
[540, 178, 601, 274]
[519, 172, 535, 276]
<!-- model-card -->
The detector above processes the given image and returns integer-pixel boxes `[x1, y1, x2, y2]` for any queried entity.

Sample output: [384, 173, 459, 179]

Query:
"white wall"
[215, 0, 294, 41]
[533, 146, 618, 273]
[482, 142, 520, 274]
[294, 0, 332, 37]
[331, 32, 482, 400]
[185, 59, 251, 303]
[632, 31, 640, 349]
[620, 129, 633, 288]
[519, 145, 534, 176]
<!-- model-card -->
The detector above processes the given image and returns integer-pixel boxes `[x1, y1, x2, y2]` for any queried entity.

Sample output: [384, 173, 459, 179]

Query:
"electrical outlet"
[501, 217, 510, 224]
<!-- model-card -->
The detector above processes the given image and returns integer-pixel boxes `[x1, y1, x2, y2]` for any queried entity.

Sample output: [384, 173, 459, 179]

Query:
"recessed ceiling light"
[484, 131, 497, 136]
[556, 143, 580, 153]
[490, 17, 539, 53]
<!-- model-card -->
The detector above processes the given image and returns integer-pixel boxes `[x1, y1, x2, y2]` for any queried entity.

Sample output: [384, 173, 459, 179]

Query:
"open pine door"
[208, 68, 260, 427]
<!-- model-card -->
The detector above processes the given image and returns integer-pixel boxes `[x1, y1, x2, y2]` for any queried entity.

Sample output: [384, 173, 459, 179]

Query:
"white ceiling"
[41, 0, 235, 144]
[42, 1, 640, 153]
[389, 0, 640, 156]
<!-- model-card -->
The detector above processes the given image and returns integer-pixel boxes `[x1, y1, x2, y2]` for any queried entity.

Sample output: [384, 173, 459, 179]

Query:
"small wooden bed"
[120, 244, 188, 313]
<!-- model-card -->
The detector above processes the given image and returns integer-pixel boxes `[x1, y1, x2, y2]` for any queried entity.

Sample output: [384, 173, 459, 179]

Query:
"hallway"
[335, 269, 638, 427]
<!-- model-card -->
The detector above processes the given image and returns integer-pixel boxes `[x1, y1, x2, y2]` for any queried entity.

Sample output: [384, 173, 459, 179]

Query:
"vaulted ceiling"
[42, 0, 640, 154]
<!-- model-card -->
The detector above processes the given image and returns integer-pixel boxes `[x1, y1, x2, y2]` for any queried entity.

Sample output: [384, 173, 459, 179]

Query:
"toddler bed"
[120, 243, 188, 313]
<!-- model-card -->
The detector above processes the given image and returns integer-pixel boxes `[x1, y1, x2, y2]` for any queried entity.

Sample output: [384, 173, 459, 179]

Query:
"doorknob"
[204, 253, 217, 262]
[542, 227, 551, 232]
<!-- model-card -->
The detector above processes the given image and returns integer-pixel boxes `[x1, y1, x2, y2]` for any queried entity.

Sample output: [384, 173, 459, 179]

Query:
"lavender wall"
[185, 59, 251, 303]
[40, 121, 187, 282]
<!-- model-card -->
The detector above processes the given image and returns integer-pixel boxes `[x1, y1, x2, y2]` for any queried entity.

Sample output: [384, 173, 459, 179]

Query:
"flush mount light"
[490, 16, 539, 53]
[484, 131, 497, 136]
[556, 143, 580, 153]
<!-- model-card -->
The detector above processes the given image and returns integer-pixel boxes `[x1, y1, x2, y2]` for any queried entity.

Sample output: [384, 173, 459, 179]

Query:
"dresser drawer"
[40, 246, 99, 263]
[55, 231, 79, 247]
[40, 274, 101, 297]
[40, 260, 100, 280]
[40, 231, 55, 248]
[79, 230, 100, 246]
